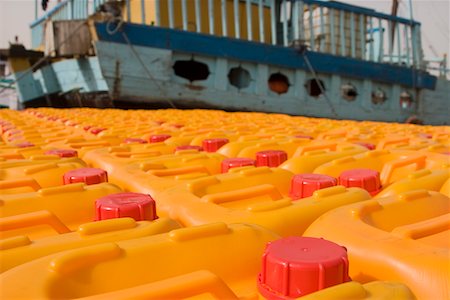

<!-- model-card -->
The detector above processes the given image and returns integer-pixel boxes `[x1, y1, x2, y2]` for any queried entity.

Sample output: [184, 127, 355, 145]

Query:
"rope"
[108, 17, 176, 109]
[297, 44, 338, 118]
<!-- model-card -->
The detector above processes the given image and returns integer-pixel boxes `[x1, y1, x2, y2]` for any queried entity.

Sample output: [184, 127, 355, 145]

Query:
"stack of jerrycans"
[0, 108, 448, 299]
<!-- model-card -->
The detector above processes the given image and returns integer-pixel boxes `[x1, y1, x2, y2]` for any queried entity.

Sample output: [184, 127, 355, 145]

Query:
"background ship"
[0, 0, 449, 124]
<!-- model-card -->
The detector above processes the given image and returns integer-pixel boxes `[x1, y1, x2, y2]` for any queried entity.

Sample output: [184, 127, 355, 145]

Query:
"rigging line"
[297, 46, 338, 118]
[120, 30, 177, 109]
[427, 2, 450, 34]
[400, 1, 449, 43]
[0, 20, 88, 95]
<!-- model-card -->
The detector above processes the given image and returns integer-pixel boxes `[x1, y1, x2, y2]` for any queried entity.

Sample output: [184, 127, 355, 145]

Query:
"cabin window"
[372, 89, 387, 104]
[268, 73, 290, 94]
[304, 79, 325, 97]
[400, 91, 413, 109]
[228, 67, 251, 89]
[173, 60, 210, 82]
[341, 83, 358, 101]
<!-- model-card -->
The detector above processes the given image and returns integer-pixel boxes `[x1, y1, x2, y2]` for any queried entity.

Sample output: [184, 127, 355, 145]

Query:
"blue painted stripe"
[95, 22, 436, 89]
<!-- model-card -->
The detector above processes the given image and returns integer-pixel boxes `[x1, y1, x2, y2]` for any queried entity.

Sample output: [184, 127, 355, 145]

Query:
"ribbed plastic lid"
[15, 142, 35, 148]
[289, 174, 337, 199]
[175, 145, 204, 151]
[63, 168, 108, 185]
[339, 169, 381, 195]
[45, 149, 78, 158]
[149, 134, 171, 143]
[90, 128, 106, 135]
[354, 142, 376, 150]
[256, 150, 288, 167]
[95, 192, 158, 221]
[202, 138, 229, 152]
[123, 138, 147, 144]
[221, 158, 256, 173]
[257, 237, 350, 300]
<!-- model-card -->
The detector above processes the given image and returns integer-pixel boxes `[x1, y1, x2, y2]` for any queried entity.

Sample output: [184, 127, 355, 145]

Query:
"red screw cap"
[202, 138, 229, 152]
[339, 169, 381, 196]
[45, 149, 78, 158]
[95, 192, 158, 221]
[290, 174, 337, 200]
[149, 134, 171, 143]
[90, 128, 106, 135]
[354, 142, 376, 150]
[15, 142, 35, 148]
[123, 138, 147, 144]
[256, 150, 288, 167]
[221, 157, 255, 173]
[175, 145, 203, 152]
[63, 168, 108, 185]
[258, 237, 350, 300]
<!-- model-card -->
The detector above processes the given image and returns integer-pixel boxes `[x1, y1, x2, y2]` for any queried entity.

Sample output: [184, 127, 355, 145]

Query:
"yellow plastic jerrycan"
[280, 143, 367, 174]
[255, 236, 414, 300]
[0, 223, 280, 299]
[0, 182, 122, 239]
[0, 157, 87, 188]
[0, 216, 180, 273]
[73, 238, 414, 300]
[298, 281, 416, 300]
[82, 143, 176, 173]
[216, 135, 277, 157]
[157, 167, 370, 236]
[440, 178, 450, 197]
[314, 150, 448, 186]
[375, 167, 450, 198]
[305, 190, 449, 300]
[234, 138, 312, 160]
[105, 151, 226, 194]
[0, 144, 45, 160]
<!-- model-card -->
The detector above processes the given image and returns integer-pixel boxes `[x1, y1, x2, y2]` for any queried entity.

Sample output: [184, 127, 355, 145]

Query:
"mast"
[390, 0, 399, 48]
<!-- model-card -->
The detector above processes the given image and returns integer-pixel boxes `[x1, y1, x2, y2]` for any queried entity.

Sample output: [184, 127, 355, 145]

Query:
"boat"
[0, 0, 449, 124]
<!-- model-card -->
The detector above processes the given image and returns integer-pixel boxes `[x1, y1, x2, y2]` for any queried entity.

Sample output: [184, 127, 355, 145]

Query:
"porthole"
[268, 73, 290, 94]
[341, 83, 358, 101]
[228, 66, 251, 89]
[400, 91, 413, 109]
[173, 60, 210, 82]
[371, 88, 387, 105]
[304, 79, 325, 97]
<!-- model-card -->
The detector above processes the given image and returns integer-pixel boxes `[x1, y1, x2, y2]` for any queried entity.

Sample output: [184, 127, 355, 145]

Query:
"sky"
[0, 0, 449, 71]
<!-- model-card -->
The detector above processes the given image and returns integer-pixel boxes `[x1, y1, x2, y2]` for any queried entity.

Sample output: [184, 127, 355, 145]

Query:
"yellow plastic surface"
[280, 143, 367, 173]
[0, 157, 87, 187]
[101, 151, 226, 194]
[0, 223, 280, 299]
[298, 281, 415, 300]
[305, 190, 450, 300]
[440, 178, 450, 197]
[0, 183, 123, 239]
[157, 167, 371, 235]
[376, 167, 450, 198]
[0, 217, 181, 273]
[1, 108, 449, 299]
[82, 143, 176, 172]
[314, 150, 449, 185]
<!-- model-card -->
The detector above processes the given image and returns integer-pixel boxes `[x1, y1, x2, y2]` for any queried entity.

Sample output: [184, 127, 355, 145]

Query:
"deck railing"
[30, 0, 107, 49]
[30, 0, 437, 72]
